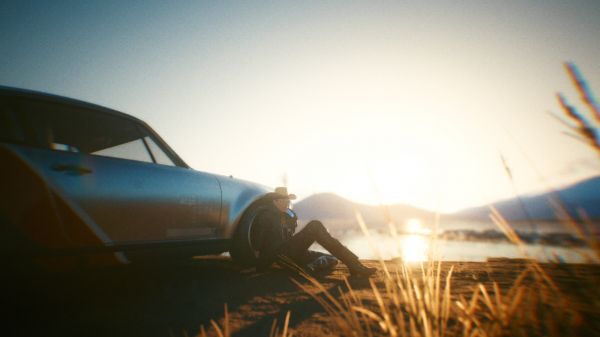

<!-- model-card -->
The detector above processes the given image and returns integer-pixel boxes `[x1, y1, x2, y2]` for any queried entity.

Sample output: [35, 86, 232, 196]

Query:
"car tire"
[0, 215, 40, 278]
[229, 204, 268, 266]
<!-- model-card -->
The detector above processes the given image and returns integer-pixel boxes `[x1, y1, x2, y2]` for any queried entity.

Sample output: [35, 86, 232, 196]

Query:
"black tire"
[0, 214, 41, 278]
[229, 205, 268, 266]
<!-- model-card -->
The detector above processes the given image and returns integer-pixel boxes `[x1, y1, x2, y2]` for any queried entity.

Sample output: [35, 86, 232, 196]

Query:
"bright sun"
[385, 218, 429, 262]
[404, 218, 431, 235]
[400, 235, 429, 263]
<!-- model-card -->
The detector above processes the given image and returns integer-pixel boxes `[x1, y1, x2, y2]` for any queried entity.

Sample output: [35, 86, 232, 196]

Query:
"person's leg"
[283, 221, 349, 258]
[284, 220, 376, 276]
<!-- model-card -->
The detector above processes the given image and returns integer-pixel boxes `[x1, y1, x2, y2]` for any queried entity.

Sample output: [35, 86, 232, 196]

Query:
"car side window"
[93, 138, 153, 163]
[8, 97, 158, 164]
[143, 136, 175, 166]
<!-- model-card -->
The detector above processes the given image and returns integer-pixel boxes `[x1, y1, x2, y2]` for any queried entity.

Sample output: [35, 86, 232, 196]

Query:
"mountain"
[293, 193, 435, 230]
[291, 176, 600, 233]
[454, 176, 600, 222]
[291, 176, 599, 233]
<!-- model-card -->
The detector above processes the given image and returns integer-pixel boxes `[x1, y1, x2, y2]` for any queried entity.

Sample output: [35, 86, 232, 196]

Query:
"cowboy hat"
[267, 186, 297, 200]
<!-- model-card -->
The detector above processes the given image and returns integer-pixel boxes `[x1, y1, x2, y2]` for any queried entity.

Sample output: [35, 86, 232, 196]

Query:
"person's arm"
[256, 210, 284, 267]
[283, 209, 298, 237]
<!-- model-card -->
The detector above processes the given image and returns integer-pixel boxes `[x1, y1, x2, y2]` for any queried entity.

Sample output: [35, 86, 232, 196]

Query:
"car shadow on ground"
[4, 256, 372, 337]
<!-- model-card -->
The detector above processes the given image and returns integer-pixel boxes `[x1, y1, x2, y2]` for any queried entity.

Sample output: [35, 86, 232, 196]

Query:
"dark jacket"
[254, 203, 298, 266]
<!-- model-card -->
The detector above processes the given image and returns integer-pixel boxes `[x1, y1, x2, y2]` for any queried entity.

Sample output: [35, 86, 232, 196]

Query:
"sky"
[1, 1, 599, 212]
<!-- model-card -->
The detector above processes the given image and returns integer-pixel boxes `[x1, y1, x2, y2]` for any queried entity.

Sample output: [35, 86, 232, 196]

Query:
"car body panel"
[217, 175, 271, 238]
[8, 144, 223, 244]
[0, 144, 127, 268]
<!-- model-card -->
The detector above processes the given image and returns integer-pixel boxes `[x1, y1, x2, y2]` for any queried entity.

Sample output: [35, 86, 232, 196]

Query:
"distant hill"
[292, 193, 435, 230]
[291, 176, 600, 233]
[453, 176, 600, 222]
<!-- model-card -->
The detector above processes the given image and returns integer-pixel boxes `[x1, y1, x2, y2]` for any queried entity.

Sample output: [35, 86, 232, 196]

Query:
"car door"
[4, 96, 222, 247]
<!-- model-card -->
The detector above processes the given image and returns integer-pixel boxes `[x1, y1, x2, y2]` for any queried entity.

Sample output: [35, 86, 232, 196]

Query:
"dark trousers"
[279, 220, 358, 267]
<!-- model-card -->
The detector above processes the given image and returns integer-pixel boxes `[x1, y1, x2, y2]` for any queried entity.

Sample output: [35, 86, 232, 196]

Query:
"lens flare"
[400, 234, 429, 262]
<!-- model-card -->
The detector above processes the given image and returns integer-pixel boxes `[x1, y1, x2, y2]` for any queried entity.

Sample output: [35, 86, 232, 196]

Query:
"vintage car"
[0, 86, 272, 271]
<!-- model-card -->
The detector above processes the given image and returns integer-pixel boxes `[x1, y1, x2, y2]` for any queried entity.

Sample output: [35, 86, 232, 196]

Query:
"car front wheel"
[229, 205, 267, 266]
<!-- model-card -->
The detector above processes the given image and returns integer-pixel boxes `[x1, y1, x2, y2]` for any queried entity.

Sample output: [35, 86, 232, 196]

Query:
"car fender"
[216, 175, 271, 238]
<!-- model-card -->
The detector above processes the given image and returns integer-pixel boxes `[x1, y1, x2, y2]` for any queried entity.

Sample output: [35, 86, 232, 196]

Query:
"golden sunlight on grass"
[194, 62, 599, 337]
[196, 304, 292, 337]
[294, 212, 599, 337]
[288, 64, 599, 336]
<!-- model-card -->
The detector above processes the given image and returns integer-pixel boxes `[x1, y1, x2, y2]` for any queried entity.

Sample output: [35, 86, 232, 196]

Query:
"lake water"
[312, 233, 597, 263]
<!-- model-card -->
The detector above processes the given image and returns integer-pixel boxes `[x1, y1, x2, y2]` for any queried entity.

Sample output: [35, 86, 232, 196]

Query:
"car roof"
[0, 86, 145, 124]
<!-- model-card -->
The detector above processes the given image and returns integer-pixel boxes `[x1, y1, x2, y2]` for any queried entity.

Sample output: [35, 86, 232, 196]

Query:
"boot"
[325, 240, 377, 278]
[347, 261, 377, 278]
[315, 231, 377, 277]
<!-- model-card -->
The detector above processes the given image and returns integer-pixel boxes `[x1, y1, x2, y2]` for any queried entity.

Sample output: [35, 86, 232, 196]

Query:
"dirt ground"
[4, 257, 599, 337]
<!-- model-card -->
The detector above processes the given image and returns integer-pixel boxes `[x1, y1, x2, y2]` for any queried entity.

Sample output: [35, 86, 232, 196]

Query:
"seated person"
[255, 187, 377, 277]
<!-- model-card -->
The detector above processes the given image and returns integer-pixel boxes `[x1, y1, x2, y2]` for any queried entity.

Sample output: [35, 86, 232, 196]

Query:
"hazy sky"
[2, 1, 599, 212]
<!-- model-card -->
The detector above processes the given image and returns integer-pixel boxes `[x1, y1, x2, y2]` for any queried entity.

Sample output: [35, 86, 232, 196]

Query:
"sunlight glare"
[400, 234, 429, 263]
[405, 218, 421, 234]
[404, 218, 431, 235]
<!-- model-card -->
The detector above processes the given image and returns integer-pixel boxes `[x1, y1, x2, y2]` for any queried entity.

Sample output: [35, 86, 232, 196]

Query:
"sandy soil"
[4, 257, 599, 337]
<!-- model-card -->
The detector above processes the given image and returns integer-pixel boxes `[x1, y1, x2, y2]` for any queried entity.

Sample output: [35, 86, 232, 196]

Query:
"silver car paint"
[9, 144, 223, 245]
[217, 175, 271, 238]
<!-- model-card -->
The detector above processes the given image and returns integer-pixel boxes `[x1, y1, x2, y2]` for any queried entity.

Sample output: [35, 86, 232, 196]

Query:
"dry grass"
[193, 304, 293, 337]
[553, 62, 600, 155]
[294, 261, 455, 337]
[196, 63, 599, 337]
[292, 62, 600, 337]
[294, 215, 597, 337]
